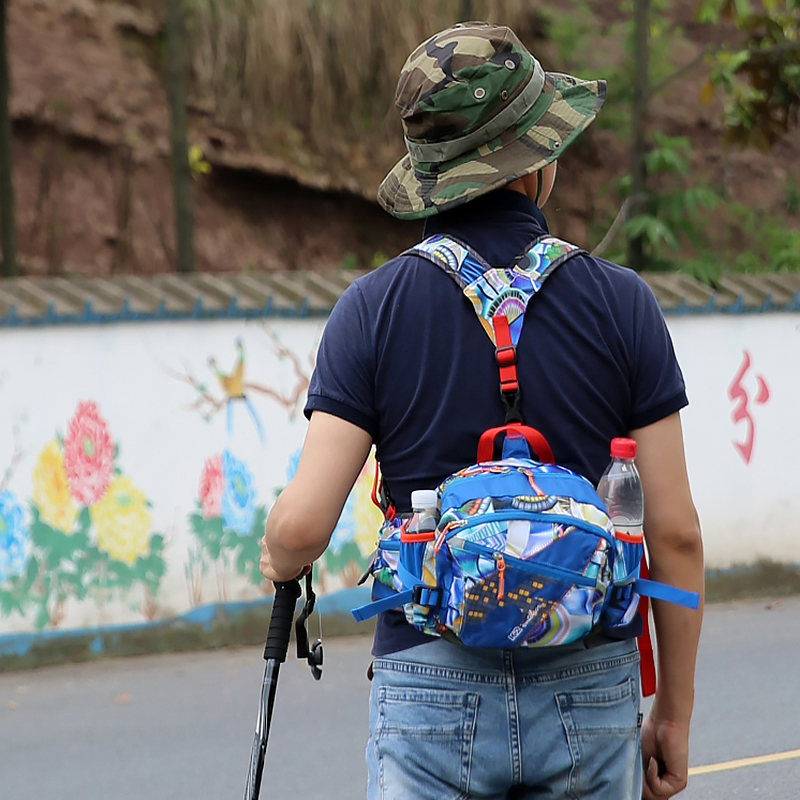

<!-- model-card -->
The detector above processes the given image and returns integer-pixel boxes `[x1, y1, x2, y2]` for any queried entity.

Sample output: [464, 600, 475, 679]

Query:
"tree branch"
[592, 198, 630, 259]
[648, 46, 719, 100]
[745, 41, 800, 60]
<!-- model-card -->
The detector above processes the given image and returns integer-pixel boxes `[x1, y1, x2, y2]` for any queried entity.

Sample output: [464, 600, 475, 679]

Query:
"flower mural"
[0, 402, 166, 628]
[221, 451, 257, 535]
[188, 449, 266, 601]
[91, 475, 152, 566]
[31, 439, 78, 532]
[187, 446, 383, 599]
[62, 401, 115, 505]
[199, 454, 223, 519]
[0, 492, 29, 583]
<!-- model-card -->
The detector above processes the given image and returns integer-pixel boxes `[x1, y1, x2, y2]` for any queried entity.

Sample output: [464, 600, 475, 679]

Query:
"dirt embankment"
[6, 0, 800, 277]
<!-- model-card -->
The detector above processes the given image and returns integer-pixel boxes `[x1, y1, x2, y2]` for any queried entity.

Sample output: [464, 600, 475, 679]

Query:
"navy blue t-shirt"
[305, 190, 688, 656]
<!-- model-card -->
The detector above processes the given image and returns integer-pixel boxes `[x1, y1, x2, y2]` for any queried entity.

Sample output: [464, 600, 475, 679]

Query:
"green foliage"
[612, 134, 719, 271]
[0, 506, 167, 629]
[657, 199, 800, 284]
[552, 0, 684, 134]
[323, 540, 362, 575]
[188, 501, 267, 590]
[724, 203, 800, 273]
[589, 3, 799, 279]
[339, 253, 358, 271]
[698, 0, 800, 149]
[542, 0, 595, 66]
[339, 250, 390, 271]
[371, 251, 389, 270]
[188, 144, 211, 179]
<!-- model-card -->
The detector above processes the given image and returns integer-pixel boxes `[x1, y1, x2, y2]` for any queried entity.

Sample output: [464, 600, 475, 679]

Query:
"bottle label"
[614, 522, 643, 544]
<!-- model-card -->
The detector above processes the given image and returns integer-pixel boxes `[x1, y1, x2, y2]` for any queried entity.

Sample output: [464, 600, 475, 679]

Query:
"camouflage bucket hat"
[378, 22, 606, 219]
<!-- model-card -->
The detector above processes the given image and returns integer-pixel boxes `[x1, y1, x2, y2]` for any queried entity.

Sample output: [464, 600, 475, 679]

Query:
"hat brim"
[378, 73, 606, 220]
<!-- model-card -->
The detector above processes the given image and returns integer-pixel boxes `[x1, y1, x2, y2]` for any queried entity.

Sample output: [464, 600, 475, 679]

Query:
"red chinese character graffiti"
[727, 349, 770, 465]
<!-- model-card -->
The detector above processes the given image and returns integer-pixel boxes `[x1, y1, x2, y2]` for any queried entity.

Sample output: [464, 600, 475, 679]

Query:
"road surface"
[1, 596, 798, 799]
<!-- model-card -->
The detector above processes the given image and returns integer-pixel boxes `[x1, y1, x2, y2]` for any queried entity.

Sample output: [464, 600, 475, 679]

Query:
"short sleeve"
[304, 282, 377, 436]
[628, 279, 688, 430]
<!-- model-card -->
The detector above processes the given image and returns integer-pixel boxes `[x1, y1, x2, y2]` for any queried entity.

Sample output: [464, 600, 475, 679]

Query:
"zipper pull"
[435, 519, 465, 553]
[494, 553, 506, 601]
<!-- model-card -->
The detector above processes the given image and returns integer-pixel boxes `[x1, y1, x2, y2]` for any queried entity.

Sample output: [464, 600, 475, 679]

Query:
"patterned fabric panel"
[408, 516, 612, 647]
[408, 234, 584, 345]
[436, 538, 609, 648]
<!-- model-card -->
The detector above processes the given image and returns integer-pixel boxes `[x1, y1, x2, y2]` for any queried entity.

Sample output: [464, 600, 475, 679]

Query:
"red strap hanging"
[371, 460, 395, 521]
[491, 315, 519, 395]
[637, 555, 657, 697]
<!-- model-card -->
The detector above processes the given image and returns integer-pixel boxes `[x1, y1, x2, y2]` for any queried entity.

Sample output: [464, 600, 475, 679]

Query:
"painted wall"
[0, 311, 797, 639]
[669, 313, 800, 567]
[0, 318, 382, 637]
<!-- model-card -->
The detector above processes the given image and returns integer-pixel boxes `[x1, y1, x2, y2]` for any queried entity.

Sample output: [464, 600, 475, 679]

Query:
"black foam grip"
[263, 580, 302, 662]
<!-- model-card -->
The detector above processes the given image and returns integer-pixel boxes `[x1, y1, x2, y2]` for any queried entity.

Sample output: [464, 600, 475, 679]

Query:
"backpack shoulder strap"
[405, 233, 585, 346]
[405, 233, 585, 423]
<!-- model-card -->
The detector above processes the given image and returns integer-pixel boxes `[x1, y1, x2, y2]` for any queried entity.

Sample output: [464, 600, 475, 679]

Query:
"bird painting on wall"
[167, 326, 314, 443]
[208, 338, 266, 444]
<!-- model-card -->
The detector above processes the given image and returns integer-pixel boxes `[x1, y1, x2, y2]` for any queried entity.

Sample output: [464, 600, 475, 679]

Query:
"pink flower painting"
[199, 454, 223, 519]
[62, 401, 115, 506]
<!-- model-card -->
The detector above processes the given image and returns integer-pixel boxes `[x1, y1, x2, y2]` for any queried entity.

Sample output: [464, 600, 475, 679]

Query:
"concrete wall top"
[1, 268, 799, 326]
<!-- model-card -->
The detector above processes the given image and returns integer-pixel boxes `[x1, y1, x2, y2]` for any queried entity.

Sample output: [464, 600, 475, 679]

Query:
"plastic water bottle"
[408, 490, 439, 537]
[596, 438, 644, 543]
[400, 490, 439, 579]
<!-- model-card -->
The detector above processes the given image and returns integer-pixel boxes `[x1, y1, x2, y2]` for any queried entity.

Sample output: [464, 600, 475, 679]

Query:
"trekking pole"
[243, 579, 302, 800]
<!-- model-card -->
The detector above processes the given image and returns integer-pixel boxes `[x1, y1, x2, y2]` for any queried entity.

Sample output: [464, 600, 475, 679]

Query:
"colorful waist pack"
[352, 234, 698, 676]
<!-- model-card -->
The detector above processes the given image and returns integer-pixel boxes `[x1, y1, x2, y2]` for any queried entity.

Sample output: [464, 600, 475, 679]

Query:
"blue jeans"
[367, 638, 642, 800]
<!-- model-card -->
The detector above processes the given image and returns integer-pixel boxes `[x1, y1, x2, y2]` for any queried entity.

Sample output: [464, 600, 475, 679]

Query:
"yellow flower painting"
[91, 475, 152, 566]
[31, 439, 79, 532]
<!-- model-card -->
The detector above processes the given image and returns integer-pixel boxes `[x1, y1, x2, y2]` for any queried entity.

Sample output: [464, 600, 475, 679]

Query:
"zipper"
[443, 468, 597, 497]
[447, 509, 612, 542]
[462, 540, 596, 588]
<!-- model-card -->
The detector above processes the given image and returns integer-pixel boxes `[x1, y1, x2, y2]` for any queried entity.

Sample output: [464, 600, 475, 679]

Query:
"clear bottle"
[400, 490, 439, 579]
[408, 489, 439, 537]
[596, 437, 644, 543]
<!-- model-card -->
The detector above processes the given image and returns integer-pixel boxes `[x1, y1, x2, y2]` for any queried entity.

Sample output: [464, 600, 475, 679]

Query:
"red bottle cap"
[610, 437, 637, 459]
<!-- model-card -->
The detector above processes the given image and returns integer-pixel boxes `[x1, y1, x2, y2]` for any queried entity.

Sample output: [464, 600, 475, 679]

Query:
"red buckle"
[500, 378, 519, 393]
[495, 344, 516, 366]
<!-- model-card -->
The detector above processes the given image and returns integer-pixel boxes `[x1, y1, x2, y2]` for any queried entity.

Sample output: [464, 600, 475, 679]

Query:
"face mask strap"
[533, 169, 543, 205]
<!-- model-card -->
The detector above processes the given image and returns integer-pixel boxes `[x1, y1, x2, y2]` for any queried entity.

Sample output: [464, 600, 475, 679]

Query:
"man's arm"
[260, 411, 373, 583]
[631, 411, 704, 800]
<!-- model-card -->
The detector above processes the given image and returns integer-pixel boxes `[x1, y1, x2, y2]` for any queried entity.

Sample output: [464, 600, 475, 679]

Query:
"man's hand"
[641, 711, 690, 799]
[259, 534, 311, 583]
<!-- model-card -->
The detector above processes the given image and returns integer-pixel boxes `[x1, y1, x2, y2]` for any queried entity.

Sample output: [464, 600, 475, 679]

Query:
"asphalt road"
[1, 596, 798, 800]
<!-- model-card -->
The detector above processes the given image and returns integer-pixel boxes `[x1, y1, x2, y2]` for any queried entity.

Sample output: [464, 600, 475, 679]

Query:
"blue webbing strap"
[354, 576, 700, 621]
[634, 578, 700, 609]
[351, 588, 414, 622]
[351, 547, 436, 622]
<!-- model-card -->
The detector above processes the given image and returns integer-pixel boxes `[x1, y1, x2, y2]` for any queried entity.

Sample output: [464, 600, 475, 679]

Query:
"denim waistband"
[372, 637, 639, 686]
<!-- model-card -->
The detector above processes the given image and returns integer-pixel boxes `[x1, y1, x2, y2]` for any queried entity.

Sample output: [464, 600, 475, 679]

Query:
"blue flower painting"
[221, 450, 257, 536]
[0, 491, 29, 583]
